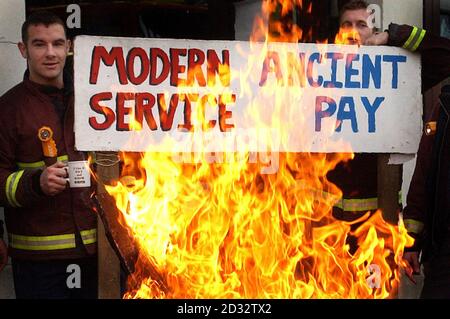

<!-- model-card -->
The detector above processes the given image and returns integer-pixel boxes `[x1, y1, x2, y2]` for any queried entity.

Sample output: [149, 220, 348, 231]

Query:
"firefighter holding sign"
[335, 0, 450, 298]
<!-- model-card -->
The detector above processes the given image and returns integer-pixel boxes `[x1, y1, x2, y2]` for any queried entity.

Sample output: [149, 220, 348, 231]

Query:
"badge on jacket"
[425, 121, 436, 136]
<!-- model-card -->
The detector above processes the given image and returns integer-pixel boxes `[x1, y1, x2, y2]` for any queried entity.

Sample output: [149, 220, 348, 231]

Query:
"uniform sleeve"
[387, 24, 450, 251]
[402, 129, 435, 251]
[388, 23, 450, 91]
[0, 98, 46, 208]
[401, 102, 440, 251]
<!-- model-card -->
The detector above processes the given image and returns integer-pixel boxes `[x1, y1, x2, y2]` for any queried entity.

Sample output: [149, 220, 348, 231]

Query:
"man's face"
[339, 8, 374, 45]
[18, 23, 70, 88]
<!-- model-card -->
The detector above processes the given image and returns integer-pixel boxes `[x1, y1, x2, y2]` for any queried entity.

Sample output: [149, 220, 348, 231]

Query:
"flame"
[335, 29, 362, 45]
[335, 27, 361, 45]
[97, 0, 414, 299]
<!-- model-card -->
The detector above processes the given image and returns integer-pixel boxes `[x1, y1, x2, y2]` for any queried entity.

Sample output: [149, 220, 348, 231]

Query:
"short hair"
[339, 0, 369, 19]
[21, 11, 66, 43]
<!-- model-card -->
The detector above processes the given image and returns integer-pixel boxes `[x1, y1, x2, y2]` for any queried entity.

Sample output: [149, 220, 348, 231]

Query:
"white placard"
[74, 36, 422, 153]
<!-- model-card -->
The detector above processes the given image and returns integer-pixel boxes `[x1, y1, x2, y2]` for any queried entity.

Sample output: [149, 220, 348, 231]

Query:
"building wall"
[234, 0, 265, 41]
[383, 0, 423, 28]
[0, 0, 25, 299]
[0, 0, 26, 96]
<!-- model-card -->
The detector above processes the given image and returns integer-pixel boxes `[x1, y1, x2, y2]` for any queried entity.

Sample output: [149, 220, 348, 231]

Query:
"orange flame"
[335, 29, 361, 45]
[97, 0, 414, 299]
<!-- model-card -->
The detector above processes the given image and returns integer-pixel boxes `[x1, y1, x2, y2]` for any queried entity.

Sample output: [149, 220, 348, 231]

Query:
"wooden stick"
[94, 152, 169, 297]
[95, 152, 121, 299]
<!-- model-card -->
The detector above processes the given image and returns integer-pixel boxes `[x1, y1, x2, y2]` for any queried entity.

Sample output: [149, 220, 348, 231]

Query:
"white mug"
[65, 160, 91, 188]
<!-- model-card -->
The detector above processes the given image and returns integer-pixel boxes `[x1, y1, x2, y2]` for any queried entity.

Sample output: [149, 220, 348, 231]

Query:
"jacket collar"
[22, 68, 74, 96]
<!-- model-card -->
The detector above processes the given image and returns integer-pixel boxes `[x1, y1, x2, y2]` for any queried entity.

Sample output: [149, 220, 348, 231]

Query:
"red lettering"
[116, 92, 135, 131]
[90, 46, 127, 85]
[127, 48, 150, 85]
[150, 48, 170, 85]
[136, 93, 157, 131]
[89, 92, 115, 130]
[157, 93, 180, 131]
[170, 48, 187, 87]
[88, 92, 234, 133]
[178, 94, 196, 132]
[207, 49, 230, 87]
[219, 94, 235, 132]
[187, 48, 206, 87]
[199, 94, 217, 131]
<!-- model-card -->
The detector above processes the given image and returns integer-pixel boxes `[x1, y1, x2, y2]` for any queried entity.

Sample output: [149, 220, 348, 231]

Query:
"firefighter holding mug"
[0, 11, 97, 299]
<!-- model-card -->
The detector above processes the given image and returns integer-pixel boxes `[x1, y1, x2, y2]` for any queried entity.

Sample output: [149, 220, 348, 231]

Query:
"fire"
[98, 0, 413, 299]
[335, 29, 361, 46]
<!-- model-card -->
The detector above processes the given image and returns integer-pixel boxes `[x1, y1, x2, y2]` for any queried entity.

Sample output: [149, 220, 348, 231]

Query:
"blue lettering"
[307, 53, 323, 88]
[259, 51, 283, 86]
[315, 96, 336, 132]
[362, 54, 381, 89]
[345, 54, 360, 89]
[336, 96, 358, 132]
[361, 96, 384, 133]
[323, 52, 344, 88]
[383, 55, 407, 89]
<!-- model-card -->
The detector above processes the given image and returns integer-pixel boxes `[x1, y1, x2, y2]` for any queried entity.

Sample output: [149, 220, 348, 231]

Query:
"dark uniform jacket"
[0, 73, 97, 260]
[389, 23, 450, 261]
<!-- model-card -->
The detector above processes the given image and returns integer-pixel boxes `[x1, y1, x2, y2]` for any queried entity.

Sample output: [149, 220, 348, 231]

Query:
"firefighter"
[387, 23, 450, 298]
[337, 0, 450, 298]
[0, 11, 97, 298]
[328, 0, 392, 255]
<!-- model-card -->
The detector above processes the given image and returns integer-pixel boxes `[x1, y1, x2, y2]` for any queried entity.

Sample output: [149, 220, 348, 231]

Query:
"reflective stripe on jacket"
[9, 229, 97, 251]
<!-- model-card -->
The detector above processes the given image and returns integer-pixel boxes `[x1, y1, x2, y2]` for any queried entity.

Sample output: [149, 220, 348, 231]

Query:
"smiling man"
[18, 21, 69, 88]
[0, 11, 98, 299]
